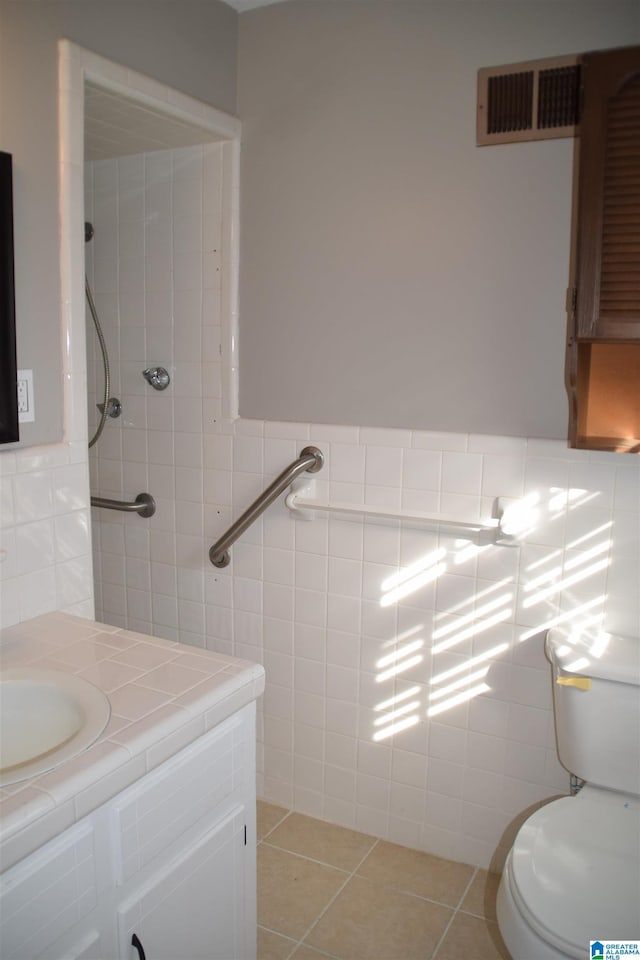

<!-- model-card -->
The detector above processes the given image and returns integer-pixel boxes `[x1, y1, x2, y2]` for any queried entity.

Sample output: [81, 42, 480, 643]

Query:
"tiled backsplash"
[0, 443, 93, 626]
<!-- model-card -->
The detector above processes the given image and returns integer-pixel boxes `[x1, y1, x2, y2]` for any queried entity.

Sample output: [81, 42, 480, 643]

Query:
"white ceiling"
[84, 81, 223, 161]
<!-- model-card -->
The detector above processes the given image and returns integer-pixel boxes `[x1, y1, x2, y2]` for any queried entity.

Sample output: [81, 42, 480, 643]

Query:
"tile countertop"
[0, 612, 265, 872]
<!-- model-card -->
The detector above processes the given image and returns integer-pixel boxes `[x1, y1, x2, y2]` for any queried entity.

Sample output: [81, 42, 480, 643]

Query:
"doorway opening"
[59, 40, 240, 638]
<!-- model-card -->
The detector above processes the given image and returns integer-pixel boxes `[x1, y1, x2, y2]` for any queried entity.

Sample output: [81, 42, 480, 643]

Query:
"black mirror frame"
[0, 151, 19, 444]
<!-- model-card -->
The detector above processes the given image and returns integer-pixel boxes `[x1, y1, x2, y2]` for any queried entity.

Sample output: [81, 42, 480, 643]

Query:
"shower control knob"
[142, 366, 171, 391]
[97, 397, 122, 418]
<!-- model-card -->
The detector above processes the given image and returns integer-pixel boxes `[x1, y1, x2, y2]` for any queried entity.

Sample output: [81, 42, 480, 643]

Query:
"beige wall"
[0, 0, 237, 447]
[237, 0, 639, 439]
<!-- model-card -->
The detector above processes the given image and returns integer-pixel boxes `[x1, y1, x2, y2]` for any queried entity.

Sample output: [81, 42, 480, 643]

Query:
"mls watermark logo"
[591, 942, 640, 959]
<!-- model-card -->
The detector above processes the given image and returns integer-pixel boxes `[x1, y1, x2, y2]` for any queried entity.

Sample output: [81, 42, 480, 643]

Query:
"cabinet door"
[567, 45, 640, 450]
[116, 807, 253, 960]
[38, 928, 111, 960]
[575, 45, 640, 341]
[0, 822, 105, 960]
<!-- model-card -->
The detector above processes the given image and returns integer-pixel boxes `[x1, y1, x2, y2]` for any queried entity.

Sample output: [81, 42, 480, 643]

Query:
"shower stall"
[82, 78, 237, 650]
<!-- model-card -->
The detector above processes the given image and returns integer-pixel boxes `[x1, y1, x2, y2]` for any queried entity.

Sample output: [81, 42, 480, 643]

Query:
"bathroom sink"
[0, 668, 111, 786]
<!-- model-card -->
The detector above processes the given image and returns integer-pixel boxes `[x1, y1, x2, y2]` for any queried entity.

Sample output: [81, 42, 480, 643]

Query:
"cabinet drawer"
[0, 823, 98, 960]
[111, 708, 249, 884]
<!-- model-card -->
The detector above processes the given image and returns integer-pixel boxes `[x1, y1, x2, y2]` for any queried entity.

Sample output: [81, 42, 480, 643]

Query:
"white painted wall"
[237, 0, 639, 437]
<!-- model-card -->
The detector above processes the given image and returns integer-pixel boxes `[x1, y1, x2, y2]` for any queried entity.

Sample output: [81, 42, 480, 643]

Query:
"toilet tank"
[545, 627, 640, 796]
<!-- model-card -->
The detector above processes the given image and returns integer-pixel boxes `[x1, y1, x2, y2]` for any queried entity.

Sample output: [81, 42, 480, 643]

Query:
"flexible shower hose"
[85, 275, 110, 449]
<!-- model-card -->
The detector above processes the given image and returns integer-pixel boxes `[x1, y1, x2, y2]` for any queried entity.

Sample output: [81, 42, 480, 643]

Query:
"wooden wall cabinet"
[567, 45, 640, 453]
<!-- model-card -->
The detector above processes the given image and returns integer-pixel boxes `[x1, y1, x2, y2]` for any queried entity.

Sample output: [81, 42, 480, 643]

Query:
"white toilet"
[497, 626, 640, 959]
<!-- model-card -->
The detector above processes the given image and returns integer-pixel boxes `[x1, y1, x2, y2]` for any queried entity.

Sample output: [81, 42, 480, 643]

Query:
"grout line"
[257, 923, 298, 950]
[257, 804, 291, 842]
[284, 937, 340, 960]
[260, 839, 365, 875]
[430, 865, 479, 960]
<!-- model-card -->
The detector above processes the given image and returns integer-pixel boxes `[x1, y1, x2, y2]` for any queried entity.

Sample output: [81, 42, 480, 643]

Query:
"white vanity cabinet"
[1, 703, 257, 960]
[1, 819, 114, 960]
[116, 806, 247, 960]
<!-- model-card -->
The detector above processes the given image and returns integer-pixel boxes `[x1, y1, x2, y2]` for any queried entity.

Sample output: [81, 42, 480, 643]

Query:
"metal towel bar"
[209, 446, 324, 568]
[91, 493, 156, 518]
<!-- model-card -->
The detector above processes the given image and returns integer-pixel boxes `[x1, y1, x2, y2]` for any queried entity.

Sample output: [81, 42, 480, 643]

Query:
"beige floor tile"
[258, 844, 348, 940]
[291, 946, 337, 960]
[460, 868, 501, 921]
[258, 800, 290, 840]
[306, 875, 452, 960]
[267, 812, 377, 871]
[434, 912, 512, 960]
[258, 926, 297, 960]
[356, 840, 475, 907]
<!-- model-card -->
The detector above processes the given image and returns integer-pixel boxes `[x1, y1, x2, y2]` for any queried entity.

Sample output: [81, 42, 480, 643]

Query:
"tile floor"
[257, 801, 512, 960]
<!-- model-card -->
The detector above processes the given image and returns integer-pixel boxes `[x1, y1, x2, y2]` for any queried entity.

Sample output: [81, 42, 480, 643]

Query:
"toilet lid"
[509, 789, 640, 957]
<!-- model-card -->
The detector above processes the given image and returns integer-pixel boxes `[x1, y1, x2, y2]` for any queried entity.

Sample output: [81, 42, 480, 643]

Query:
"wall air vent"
[477, 54, 581, 145]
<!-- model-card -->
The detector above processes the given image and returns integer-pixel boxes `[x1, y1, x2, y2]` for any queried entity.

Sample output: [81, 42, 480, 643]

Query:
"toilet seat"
[507, 787, 640, 957]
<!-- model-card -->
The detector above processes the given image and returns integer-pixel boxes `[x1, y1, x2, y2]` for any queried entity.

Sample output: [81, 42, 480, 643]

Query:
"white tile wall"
[0, 445, 93, 625]
[84, 143, 224, 641]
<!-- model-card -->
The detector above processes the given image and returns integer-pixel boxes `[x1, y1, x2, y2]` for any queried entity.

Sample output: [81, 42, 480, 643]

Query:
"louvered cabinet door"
[575, 45, 640, 341]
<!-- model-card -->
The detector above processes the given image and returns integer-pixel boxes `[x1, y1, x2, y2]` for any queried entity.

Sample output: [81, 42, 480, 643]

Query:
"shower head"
[85, 221, 94, 243]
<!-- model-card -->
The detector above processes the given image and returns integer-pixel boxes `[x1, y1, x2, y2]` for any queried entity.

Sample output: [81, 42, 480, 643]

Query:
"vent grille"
[538, 65, 582, 129]
[487, 71, 534, 134]
[600, 74, 640, 320]
[478, 54, 581, 145]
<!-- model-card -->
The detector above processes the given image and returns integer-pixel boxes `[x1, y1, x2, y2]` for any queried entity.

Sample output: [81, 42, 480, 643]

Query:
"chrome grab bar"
[209, 446, 324, 568]
[90, 492, 156, 518]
